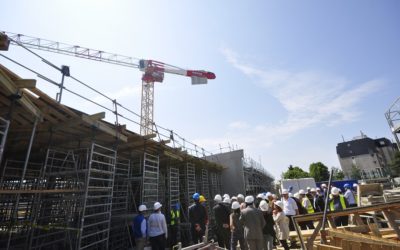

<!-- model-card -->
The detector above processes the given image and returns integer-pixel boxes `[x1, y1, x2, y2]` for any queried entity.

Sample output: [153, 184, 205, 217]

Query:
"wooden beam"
[143, 133, 156, 139]
[80, 113, 127, 142]
[0, 68, 42, 118]
[15, 79, 36, 89]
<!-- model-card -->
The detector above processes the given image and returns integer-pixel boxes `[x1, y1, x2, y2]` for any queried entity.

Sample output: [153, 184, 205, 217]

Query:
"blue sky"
[1, 0, 399, 178]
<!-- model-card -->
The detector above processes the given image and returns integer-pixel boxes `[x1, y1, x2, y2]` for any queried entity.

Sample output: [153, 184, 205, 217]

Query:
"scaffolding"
[169, 166, 180, 209]
[141, 153, 159, 209]
[385, 96, 400, 151]
[0, 117, 9, 165]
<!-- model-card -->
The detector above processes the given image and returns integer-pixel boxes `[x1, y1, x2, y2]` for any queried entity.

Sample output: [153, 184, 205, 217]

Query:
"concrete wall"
[205, 150, 246, 196]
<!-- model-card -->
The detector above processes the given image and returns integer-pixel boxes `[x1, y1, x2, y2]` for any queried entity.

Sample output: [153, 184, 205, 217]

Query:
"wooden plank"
[81, 114, 128, 142]
[0, 189, 82, 194]
[15, 79, 36, 89]
[0, 68, 42, 118]
[306, 220, 323, 250]
[369, 223, 382, 237]
[382, 209, 400, 239]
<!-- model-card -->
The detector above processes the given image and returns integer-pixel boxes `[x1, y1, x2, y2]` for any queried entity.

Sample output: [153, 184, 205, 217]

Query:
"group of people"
[131, 182, 358, 250]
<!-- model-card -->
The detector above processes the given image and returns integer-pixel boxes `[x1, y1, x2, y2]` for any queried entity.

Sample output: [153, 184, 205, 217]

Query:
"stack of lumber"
[314, 227, 400, 250]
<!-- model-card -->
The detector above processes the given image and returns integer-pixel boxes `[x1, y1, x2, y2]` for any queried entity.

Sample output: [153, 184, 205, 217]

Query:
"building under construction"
[0, 32, 276, 249]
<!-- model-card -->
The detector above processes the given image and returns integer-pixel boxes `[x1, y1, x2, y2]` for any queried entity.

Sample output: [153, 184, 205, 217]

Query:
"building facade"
[336, 135, 397, 179]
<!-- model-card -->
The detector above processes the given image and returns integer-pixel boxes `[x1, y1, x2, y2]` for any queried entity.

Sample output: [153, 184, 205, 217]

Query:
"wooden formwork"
[292, 201, 400, 250]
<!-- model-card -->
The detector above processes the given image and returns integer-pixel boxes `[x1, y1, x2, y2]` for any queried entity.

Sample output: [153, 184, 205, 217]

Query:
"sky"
[1, 0, 399, 178]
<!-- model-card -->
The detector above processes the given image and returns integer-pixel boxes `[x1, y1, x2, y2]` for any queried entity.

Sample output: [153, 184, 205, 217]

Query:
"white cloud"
[194, 47, 383, 177]
[220, 47, 382, 142]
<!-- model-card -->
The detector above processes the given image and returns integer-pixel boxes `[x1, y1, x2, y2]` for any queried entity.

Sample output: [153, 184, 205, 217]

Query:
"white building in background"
[336, 134, 397, 179]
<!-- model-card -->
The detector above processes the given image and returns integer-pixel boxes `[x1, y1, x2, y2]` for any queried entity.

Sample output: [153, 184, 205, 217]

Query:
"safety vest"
[170, 210, 180, 226]
[329, 195, 346, 211]
[302, 197, 314, 214]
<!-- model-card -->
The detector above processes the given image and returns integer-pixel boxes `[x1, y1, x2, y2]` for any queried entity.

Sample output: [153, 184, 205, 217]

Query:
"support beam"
[15, 79, 36, 89]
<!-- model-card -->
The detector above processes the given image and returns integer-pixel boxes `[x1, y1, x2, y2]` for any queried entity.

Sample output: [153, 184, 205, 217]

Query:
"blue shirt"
[148, 212, 168, 238]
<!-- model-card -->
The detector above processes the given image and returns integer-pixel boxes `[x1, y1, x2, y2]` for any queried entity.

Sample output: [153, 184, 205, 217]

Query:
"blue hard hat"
[288, 186, 293, 192]
[344, 183, 350, 189]
[193, 193, 200, 200]
[175, 203, 180, 210]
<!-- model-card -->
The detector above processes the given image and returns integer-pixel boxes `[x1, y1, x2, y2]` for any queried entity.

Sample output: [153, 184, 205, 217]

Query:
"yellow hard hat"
[199, 195, 206, 202]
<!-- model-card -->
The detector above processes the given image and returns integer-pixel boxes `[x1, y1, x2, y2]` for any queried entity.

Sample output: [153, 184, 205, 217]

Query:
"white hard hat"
[231, 201, 240, 210]
[299, 189, 306, 195]
[256, 193, 263, 199]
[138, 204, 147, 212]
[154, 202, 162, 210]
[237, 194, 244, 200]
[266, 192, 272, 197]
[331, 187, 340, 195]
[274, 200, 284, 209]
[214, 194, 222, 202]
[294, 192, 300, 199]
[231, 196, 237, 201]
[223, 194, 230, 199]
[316, 187, 321, 191]
[259, 200, 269, 211]
[245, 195, 254, 204]
[353, 183, 358, 187]
[307, 187, 311, 190]
[310, 188, 316, 192]
[282, 189, 289, 195]
[223, 197, 231, 204]
[321, 183, 327, 188]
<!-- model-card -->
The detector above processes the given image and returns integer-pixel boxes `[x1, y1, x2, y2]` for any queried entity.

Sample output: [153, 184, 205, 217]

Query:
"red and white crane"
[1, 31, 216, 135]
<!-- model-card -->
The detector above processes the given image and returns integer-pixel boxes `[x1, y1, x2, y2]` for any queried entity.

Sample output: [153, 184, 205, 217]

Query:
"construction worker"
[188, 193, 207, 244]
[255, 193, 263, 208]
[133, 204, 148, 250]
[320, 183, 328, 199]
[148, 202, 168, 250]
[281, 189, 299, 248]
[213, 194, 231, 248]
[237, 194, 245, 204]
[230, 201, 247, 250]
[298, 189, 315, 230]
[259, 200, 275, 250]
[329, 187, 349, 226]
[199, 195, 209, 225]
[169, 203, 180, 248]
[239, 196, 265, 250]
[343, 184, 357, 208]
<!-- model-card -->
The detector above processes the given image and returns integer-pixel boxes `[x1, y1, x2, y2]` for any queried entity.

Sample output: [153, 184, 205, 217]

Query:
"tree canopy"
[309, 162, 330, 182]
[350, 164, 362, 180]
[331, 166, 345, 180]
[282, 165, 310, 179]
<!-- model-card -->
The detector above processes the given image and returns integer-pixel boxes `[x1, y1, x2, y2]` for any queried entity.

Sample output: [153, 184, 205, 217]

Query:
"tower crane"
[0, 31, 216, 135]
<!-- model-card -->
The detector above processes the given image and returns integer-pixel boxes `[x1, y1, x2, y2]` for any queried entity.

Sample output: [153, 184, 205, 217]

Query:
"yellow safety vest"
[302, 197, 314, 214]
[170, 210, 180, 225]
[329, 195, 346, 211]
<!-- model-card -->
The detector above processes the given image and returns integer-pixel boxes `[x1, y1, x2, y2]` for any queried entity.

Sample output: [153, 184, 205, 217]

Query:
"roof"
[336, 136, 393, 158]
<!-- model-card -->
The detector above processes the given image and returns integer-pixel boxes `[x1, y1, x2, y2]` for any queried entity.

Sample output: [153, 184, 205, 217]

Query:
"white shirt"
[344, 189, 356, 205]
[282, 197, 298, 216]
[148, 212, 168, 238]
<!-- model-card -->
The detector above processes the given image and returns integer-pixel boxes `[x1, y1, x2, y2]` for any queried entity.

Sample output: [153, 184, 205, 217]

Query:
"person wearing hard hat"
[272, 201, 290, 250]
[133, 204, 148, 250]
[231, 196, 238, 202]
[189, 193, 207, 244]
[320, 183, 328, 199]
[168, 203, 180, 248]
[281, 189, 300, 248]
[230, 201, 247, 250]
[239, 195, 265, 250]
[329, 187, 349, 226]
[259, 200, 275, 250]
[255, 193, 263, 209]
[237, 194, 245, 204]
[148, 202, 168, 250]
[213, 194, 231, 248]
[343, 184, 357, 207]
[298, 189, 315, 230]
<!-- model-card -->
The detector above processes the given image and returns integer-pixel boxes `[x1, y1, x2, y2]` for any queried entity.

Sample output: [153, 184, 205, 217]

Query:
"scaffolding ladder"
[0, 117, 9, 166]
[142, 153, 159, 209]
[109, 157, 130, 250]
[186, 163, 196, 205]
[169, 167, 180, 209]
[77, 143, 116, 250]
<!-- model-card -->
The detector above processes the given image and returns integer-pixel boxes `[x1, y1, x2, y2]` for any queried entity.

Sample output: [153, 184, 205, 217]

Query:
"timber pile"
[358, 184, 400, 206]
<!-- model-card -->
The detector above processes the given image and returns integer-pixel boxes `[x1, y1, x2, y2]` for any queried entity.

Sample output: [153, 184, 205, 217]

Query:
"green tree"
[350, 164, 362, 180]
[331, 167, 345, 180]
[309, 162, 330, 182]
[389, 151, 400, 177]
[282, 165, 309, 179]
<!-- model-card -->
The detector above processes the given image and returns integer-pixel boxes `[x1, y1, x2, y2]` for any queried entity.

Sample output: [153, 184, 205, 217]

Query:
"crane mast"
[1, 31, 215, 135]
